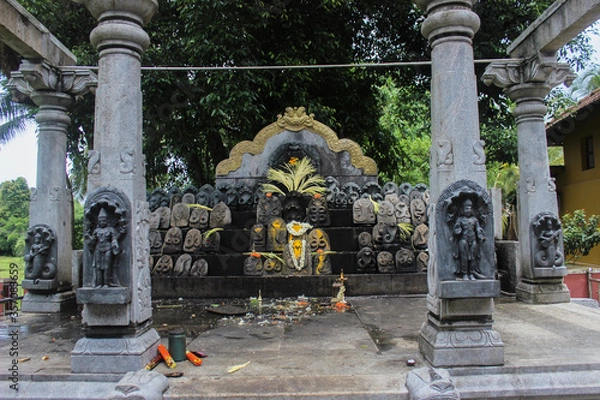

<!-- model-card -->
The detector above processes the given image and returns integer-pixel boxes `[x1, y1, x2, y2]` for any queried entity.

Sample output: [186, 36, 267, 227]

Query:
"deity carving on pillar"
[86, 207, 124, 287]
[24, 225, 57, 282]
[450, 198, 487, 281]
[531, 212, 564, 268]
[83, 188, 130, 289]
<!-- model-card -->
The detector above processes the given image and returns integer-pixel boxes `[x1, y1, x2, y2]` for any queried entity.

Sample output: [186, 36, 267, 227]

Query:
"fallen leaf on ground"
[18, 358, 30, 363]
[41, 356, 49, 361]
[227, 361, 251, 373]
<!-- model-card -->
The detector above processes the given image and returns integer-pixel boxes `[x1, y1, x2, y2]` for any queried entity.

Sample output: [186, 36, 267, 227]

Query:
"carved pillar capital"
[482, 53, 575, 114]
[73, 0, 158, 57]
[7, 60, 97, 102]
[414, 0, 480, 45]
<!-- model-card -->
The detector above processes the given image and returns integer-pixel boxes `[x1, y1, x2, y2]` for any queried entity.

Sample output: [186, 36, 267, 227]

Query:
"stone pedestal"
[413, 0, 504, 367]
[7, 61, 95, 313]
[483, 54, 575, 304]
[71, 0, 159, 374]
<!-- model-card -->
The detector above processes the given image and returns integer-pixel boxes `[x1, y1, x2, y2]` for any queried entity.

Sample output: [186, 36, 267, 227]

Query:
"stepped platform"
[2, 296, 600, 399]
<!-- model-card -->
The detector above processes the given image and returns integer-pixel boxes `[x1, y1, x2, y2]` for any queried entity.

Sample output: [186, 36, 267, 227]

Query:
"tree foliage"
[562, 209, 600, 263]
[4, 0, 597, 191]
[0, 177, 30, 256]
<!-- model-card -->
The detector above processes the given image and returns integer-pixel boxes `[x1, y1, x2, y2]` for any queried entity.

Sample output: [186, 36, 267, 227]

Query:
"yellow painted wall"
[555, 111, 600, 264]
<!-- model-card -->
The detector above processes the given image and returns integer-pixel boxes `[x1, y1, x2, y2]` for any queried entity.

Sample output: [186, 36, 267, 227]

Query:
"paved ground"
[1, 295, 600, 399]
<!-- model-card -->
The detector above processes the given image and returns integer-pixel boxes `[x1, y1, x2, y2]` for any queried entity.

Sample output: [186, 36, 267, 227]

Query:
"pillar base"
[71, 327, 160, 373]
[21, 290, 77, 313]
[419, 314, 504, 367]
[516, 280, 570, 304]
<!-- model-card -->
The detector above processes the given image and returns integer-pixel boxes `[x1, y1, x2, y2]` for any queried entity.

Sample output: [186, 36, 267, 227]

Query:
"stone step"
[152, 273, 428, 299]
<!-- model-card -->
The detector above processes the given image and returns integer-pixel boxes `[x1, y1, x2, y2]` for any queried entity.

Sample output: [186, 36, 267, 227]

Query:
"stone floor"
[1, 295, 600, 399]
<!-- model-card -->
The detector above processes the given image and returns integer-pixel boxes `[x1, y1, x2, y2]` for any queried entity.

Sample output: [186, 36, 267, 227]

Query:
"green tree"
[376, 76, 431, 184]
[0, 177, 30, 256]
[0, 81, 36, 145]
[5, 0, 596, 190]
[562, 209, 600, 263]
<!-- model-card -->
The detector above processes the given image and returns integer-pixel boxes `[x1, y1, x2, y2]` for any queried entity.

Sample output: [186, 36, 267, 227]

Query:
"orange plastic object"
[186, 351, 203, 366]
[158, 344, 176, 369]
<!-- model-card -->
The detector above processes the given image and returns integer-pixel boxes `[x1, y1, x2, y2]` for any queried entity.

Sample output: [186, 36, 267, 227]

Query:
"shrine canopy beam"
[508, 0, 600, 58]
[0, 0, 76, 67]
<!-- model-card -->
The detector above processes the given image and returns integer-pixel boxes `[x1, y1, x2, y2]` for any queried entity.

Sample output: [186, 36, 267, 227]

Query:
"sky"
[1, 27, 599, 187]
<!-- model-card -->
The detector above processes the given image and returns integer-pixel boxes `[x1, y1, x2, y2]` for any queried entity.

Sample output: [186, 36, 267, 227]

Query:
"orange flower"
[289, 157, 299, 165]
[313, 193, 322, 199]
[250, 251, 261, 258]
[266, 192, 273, 198]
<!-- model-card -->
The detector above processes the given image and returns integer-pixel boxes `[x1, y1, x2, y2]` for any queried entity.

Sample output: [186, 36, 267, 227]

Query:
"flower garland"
[288, 239, 306, 271]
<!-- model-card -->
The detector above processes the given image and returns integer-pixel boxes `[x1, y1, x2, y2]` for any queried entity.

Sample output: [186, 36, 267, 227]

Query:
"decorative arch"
[215, 107, 377, 177]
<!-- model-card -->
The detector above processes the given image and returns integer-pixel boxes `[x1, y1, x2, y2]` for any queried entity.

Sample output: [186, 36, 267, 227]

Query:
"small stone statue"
[377, 200, 397, 225]
[357, 231, 373, 248]
[396, 248, 416, 273]
[452, 198, 486, 280]
[263, 258, 283, 275]
[190, 258, 209, 276]
[24, 225, 56, 281]
[153, 255, 173, 275]
[173, 254, 192, 276]
[88, 207, 122, 287]
[283, 221, 313, 275]
[244, 254, 264, 276]
[410, 198, 428, 226]
[250, 224, 267, 252]
[189, 207, 209, 229]
[353, 198, 376, 225]
[183, 229, 203, 253]
[532, 212, 564, 268]
[256, 193, 282, 225]
[356, 246, 377, 273]
[306, 195, 330, 227]
[163, 227, 183, 253]
[149, 231, 163, 254]
[377, 251, 396, 274]
[210, 202, 232, 228]
[267, 218, 287, 252]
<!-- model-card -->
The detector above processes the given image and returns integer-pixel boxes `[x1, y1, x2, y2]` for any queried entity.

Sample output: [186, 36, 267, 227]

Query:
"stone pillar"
[483, 54, 575, 304]
[71, 0, 159, 374]
[413, 0, 503, 367]
[7, 60, 95, 312]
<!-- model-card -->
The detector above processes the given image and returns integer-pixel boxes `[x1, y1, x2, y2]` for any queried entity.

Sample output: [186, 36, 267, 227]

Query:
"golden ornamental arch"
[216, 107, 377, 176]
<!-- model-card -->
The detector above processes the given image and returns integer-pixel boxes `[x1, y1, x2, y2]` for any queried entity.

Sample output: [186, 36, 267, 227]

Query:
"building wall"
[555, 110, 600, 264]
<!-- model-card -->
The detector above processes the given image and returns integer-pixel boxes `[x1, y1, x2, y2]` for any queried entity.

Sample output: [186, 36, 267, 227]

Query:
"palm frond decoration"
[262, 157, 326, 196]
[187, 204, 213, 211]
[203, 227, 223, 239]
[397, 222, 415, 242]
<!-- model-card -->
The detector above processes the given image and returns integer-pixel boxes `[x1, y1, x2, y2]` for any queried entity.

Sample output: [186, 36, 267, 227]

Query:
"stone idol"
[436, 180, 495, 282]
[23, 224, 58, 291]
[80, 188, 130, 294]
[531, 212, 564, 268]
[283, 221, 313, 275]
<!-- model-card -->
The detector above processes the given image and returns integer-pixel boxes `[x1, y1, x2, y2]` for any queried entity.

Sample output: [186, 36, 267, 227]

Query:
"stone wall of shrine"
[146, 178, 430, 279]
[147, 108, 430, 298]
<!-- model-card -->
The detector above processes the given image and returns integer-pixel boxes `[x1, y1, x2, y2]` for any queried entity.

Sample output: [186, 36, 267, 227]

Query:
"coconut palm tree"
[0, 84, 35, 145]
